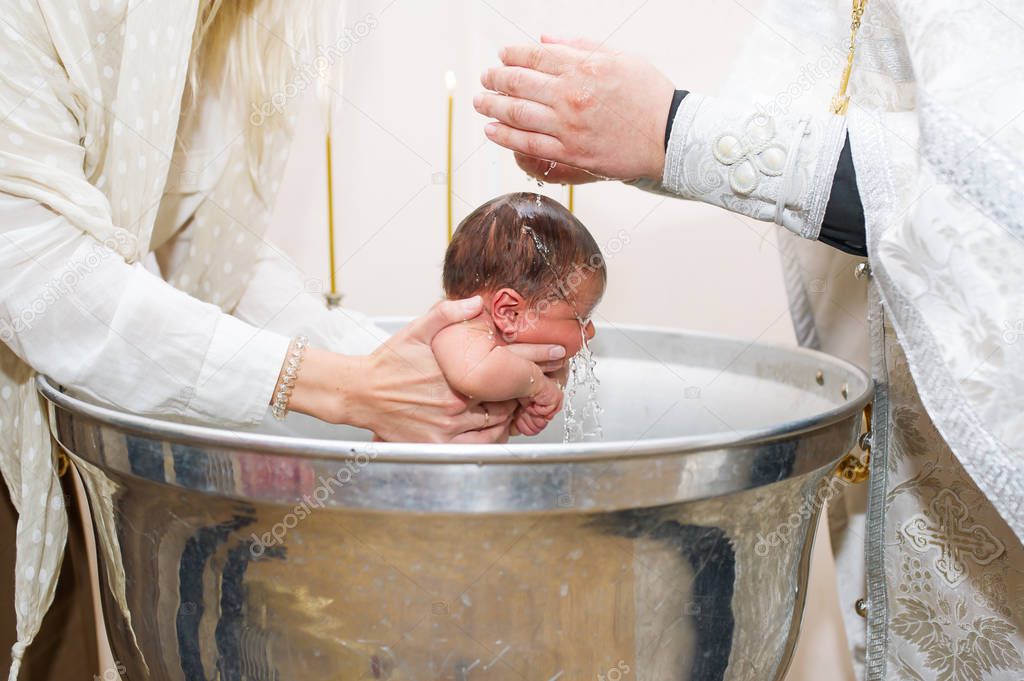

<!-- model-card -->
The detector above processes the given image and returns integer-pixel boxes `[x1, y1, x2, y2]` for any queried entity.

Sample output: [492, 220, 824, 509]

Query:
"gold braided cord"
[830, 0, 869, 115]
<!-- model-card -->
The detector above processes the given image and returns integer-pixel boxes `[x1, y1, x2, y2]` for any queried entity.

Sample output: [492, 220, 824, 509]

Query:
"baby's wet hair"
[443, 192, 606, 305]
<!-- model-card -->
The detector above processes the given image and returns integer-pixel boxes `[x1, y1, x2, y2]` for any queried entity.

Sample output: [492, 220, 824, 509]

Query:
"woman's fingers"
[356, 308, 564, 444]
[472, 399, 517, 423]
[402, 296, 482, 344]
[483, 122, 565, 161]
[474, 93, 560, 135]
[548, 362, 570, 387]
[451, 422, 511, 444]
[504, 342, 566, 364]
[451, 400, 517, 442]
[481, 66, 559, 104]
[505, 342, 566, 373]
[532, 360, 564, 373]
[433, 400, 515, 443]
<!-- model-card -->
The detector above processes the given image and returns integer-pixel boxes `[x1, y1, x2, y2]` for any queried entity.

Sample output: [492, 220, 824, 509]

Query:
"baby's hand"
[513, 375, 565, 436]
[514, 407, 549, 436]
[529, 375, 564, 418]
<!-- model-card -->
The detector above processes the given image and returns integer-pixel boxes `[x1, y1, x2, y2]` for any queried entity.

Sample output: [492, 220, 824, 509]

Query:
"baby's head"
[443, 192, 605, 356]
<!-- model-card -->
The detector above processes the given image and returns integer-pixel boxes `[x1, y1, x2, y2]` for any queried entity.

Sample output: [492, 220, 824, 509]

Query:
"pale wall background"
[268, 0, 797, 346]
[266, 1, 855, 680]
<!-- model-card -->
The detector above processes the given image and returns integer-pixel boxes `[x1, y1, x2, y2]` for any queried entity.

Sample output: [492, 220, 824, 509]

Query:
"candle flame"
[445, 70, 457, 93]
[315, 66, 333, 120]
[313, 5, 346, 130]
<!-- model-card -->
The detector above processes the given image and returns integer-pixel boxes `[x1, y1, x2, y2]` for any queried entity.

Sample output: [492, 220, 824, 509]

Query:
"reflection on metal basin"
[39, 323, 870, 681]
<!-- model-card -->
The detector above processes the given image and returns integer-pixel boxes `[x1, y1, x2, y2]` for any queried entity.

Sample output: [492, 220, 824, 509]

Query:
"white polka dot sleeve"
[0, 0, 291, 427]
[0, 195, 290, 425]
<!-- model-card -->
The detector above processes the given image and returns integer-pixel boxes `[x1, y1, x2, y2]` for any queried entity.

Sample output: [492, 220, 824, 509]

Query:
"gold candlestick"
[316, 34, 344, 309]
[446, 71, 456, 243]
[325, 130, 341, 308]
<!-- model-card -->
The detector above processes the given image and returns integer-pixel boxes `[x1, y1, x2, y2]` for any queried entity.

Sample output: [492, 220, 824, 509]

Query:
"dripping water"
[530, 160, 559, 188]
[520, 224, 603, 443]
[521, 224, 552, 261]
[561, 324, 603, 442]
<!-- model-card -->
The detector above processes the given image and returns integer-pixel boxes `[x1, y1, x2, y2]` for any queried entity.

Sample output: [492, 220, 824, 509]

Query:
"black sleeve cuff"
[664, 89, 689, 150]
[818, 134, 867, 257]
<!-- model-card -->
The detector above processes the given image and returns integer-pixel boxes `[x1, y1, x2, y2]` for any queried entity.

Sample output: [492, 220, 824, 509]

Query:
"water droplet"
[563, 324, 603, 443]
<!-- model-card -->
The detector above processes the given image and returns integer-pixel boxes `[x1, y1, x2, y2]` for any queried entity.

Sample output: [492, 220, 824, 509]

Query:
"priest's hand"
[512, 153, 599, 186]
[476, 35, 675, 183]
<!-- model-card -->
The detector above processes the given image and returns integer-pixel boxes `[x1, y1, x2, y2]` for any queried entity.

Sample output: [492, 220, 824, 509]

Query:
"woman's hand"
[546, 360, 570, 388]
[476, 35, 675, 182]
[285, 297, 566, 443]
[503, 341, 568, 374]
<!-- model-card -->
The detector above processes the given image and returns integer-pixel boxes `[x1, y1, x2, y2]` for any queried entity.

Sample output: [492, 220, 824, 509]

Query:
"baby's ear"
[491, 288, 527, 338]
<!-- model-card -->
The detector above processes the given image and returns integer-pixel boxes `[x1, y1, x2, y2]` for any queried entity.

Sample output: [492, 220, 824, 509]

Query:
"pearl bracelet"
[271, 335, 310, 420]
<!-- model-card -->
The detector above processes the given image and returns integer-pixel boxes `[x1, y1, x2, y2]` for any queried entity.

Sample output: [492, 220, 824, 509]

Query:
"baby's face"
[514, 276, 603, 357]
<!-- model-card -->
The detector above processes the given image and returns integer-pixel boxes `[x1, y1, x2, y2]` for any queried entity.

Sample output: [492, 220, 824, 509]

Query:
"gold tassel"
[830, 0, 869, 116]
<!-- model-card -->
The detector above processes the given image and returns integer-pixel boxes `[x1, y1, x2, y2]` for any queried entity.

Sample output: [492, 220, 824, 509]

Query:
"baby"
[433, 192, 606, 437]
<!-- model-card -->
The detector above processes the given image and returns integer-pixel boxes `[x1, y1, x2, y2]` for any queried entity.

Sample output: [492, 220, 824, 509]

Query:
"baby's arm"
[432, 320, 552, 402]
